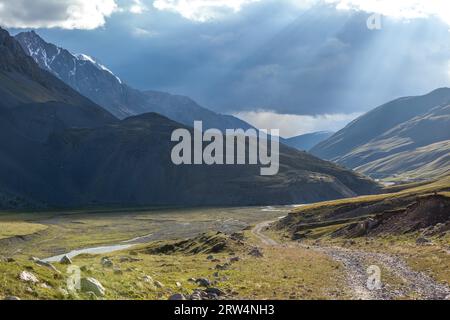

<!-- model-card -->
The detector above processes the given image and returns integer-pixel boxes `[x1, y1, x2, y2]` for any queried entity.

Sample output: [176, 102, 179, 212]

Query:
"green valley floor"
[0, 177, 449, 300]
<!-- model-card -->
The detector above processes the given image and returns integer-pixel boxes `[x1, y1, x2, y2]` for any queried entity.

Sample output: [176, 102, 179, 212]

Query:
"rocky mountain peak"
[16, 31, 126, 110]
[0, 28, 46, 79]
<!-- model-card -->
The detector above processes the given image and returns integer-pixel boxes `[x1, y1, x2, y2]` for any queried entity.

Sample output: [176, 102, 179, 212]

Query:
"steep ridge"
[0, 27, 117, 207]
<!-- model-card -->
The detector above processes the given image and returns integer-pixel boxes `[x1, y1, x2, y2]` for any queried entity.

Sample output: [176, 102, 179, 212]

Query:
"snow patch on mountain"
[74, 53, 122, 84]
[23, 39, 61, 73]
[16, 31, 122, 85]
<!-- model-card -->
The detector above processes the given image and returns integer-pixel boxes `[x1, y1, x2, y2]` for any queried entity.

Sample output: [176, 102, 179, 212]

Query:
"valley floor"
[0, 176, 449, 300]
[0, 222, 348, 300]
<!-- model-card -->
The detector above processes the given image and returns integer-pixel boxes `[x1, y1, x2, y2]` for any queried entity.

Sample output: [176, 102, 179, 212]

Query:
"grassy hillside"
[311, 89, 450, 182]
[356, 140, 450, 182]
[277, 175, 449, 234]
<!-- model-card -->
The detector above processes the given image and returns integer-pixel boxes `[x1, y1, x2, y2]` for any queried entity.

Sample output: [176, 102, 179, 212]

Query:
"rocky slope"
[275, 176, 450, 240]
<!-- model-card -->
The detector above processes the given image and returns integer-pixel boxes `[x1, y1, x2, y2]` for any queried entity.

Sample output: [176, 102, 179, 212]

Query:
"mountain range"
[15, 31, 254, 132]
[14, 31, 336, 150]
[311, 88, 450, 182]
[0, 28, 378, 209]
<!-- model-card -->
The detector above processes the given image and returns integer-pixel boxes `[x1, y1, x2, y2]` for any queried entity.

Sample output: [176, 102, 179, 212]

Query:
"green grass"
[0, 230, 349, 300]
[292, 175, 450, 215]
[0, 222, 48, 240]
[0, 258, 67, 300]
[0, 206, 286, 258]
[1, 177, 448, 300]
[140, 231, 247, 255]
[282, 175, 450, 233]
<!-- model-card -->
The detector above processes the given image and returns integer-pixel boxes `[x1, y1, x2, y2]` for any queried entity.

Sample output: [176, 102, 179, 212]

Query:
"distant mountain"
[0, 28, 379, 208]
[15, 31, 254, 132]
[311, 89, 450, 182]
[285, 131, 334, 151]
[43, 113, 378, 207]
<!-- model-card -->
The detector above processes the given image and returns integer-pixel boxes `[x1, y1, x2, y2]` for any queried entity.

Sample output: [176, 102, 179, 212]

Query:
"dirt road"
[252, 220, 450, 300]
[251, 220, 279, 246]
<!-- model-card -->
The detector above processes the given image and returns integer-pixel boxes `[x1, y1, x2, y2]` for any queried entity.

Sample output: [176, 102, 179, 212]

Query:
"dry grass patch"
[0, 222, 48, 240]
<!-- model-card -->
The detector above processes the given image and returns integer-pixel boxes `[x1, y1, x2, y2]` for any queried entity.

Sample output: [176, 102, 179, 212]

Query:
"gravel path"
[312, 245, 450, 300]
[252, 221, 450, 300]
[252, 220, 279, 246]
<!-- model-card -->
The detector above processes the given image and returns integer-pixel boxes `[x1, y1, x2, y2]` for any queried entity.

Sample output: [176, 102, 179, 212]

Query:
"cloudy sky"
[2, 0, 450, 137]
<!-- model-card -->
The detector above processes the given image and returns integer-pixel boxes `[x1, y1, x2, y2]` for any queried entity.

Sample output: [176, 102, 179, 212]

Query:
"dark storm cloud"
[10, 0, 450, 116]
